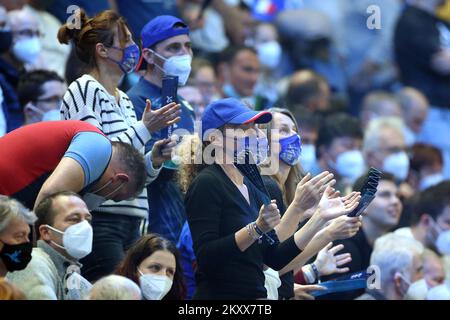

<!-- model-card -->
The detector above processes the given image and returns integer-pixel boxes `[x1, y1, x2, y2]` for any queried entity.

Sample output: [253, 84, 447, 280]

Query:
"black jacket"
[185, 164, 302, 299]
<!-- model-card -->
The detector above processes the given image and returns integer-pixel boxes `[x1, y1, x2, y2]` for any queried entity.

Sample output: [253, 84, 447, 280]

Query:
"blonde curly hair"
[176, 134, 208, 194]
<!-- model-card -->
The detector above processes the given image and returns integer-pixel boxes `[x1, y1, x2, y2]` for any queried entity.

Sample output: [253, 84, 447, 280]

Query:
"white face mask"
[46, 220, 93, 260]
[42, 109, 61, 121]
[27, 105, 60, 122]
[419, 172, 445, 191]
[426, 283, 450, 300]
[82, 179, 124, 211]
[334, 150, 366, 182]
[430, 218, 450, 255]
[152, 51, 192, 86]
[257, 41, 282, 69]
[12, 37, 41, 64]
[404, 278, 428, 300]
[383, 151, 410, 181]
[436, 229, 450, 256]
[300, 144, 317, 173]
[138, 270, 173, 300]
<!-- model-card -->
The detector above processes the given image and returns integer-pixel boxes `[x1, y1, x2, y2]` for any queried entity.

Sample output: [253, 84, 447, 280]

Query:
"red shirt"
[0, 120, 105, 200]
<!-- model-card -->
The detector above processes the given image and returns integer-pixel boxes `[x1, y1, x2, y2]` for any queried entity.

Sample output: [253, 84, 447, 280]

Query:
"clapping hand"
[313, 243, 352, 277]
[293, 171, 336, 212]
[315, 186, 361, 222]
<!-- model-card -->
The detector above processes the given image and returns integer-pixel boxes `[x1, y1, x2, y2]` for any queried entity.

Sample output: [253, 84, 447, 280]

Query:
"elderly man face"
[402, 93, 429, 134]
[8, 9, 41, 64]
[423, 252, 446, 288]
[9, 9, 39, 42]
[378, 127, 406, 161]
[361, 97, 402, 130]
[407, 252, 425, 286]
[366, 125, 407, 170]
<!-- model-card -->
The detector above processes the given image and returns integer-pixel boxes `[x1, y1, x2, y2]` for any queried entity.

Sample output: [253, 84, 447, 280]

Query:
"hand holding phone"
[161, 75, 179, 138]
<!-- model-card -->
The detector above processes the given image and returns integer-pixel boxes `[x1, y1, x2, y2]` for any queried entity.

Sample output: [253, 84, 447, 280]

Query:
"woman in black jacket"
[179, 98, 361, 299]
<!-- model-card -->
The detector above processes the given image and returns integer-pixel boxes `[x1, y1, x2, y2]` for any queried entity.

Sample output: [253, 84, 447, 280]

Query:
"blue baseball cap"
[201, 98, 272, 137]
[136, 15, 189, 70]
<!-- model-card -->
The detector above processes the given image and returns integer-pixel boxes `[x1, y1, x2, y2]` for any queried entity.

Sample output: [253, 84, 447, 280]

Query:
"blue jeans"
[418, 107, 450, 179]
[80, 213, 142, 282]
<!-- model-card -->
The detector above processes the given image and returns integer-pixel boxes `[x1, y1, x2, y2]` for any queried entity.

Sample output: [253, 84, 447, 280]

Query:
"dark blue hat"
[136, 15, 189, 70]
[201, 98, 272, 137]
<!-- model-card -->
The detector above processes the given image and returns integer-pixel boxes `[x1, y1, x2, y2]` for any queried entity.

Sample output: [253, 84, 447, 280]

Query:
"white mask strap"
[104, 181, 125, 199]
[26, 104, 44, 116]
[90, 179, 113, 194]
[46, 224, 64, 235]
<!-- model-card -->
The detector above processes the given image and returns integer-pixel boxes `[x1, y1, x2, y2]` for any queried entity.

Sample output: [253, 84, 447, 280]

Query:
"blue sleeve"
[64, 132, 112, 188]
[127, 87, 146, 120]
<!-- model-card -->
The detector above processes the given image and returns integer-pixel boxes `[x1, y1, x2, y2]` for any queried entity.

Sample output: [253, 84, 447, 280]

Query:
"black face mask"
[0, 241, 33, 272]
[0, 30, 12, 54]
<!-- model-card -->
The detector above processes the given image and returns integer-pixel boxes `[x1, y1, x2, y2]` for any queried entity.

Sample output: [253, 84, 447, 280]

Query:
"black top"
[261, 175, 295, 300]
[394, 5, 450, 108]
[185, 164, 302, 299]
[318, 228, 372, 300]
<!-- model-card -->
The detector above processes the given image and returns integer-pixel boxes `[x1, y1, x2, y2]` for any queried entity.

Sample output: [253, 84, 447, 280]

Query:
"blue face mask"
[279, 134, 302, 166]
[108, 44, 140, 74]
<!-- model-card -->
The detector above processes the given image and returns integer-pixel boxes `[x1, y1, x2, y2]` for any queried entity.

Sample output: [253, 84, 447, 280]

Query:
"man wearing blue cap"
[127, 15, 195, 243]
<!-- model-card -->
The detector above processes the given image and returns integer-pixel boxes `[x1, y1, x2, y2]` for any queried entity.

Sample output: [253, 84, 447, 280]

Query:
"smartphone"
[160, 75, 179, 138]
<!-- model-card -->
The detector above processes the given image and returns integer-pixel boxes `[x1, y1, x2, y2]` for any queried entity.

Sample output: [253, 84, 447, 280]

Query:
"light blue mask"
[300, 144, 317, 172]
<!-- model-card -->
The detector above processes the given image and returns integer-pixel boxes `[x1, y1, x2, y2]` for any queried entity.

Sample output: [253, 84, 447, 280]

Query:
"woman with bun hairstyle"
[57, 9, 181, 282]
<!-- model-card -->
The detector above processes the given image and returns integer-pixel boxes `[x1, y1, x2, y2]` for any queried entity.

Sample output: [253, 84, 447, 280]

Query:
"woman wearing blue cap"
[179, 98, 361, 299]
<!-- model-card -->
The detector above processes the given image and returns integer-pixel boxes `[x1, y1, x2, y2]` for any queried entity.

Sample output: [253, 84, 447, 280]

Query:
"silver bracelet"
[302, 264, 316, 284]
[246, 222, 263, 244]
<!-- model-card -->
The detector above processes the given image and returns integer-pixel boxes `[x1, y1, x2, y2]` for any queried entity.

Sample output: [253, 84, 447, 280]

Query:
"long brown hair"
[264, 108, 305, 206]
[115, 234, 186, 300]
[57, 9, 130, 69]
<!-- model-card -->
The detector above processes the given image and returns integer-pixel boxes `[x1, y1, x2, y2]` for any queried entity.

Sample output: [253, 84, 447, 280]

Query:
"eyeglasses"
[383, 146, 406, 154]
[34, 96, 63, 105]
[14, 29, 43, 38]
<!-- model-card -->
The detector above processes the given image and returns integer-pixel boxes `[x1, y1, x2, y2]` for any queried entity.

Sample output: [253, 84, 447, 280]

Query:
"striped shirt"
[61, 74, 160, 219]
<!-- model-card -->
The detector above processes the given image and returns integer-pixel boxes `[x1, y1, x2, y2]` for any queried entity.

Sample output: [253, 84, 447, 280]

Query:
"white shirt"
[61, 74, 161, 218]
